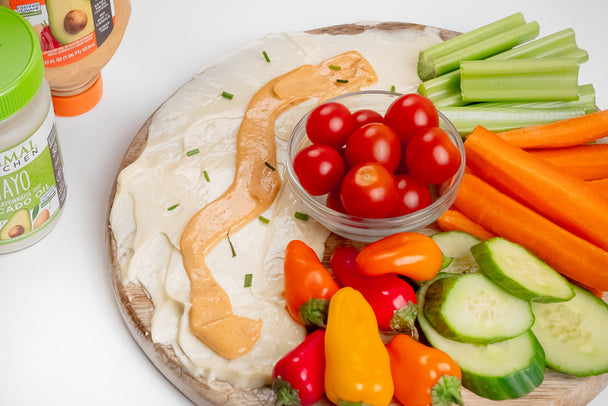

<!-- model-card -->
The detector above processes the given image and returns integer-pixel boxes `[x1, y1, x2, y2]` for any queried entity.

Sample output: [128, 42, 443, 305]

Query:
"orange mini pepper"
[386, 334, 464, 406]
[356, 232, 443, 281]
[283, 240, 340, 326]
[324, 287, 394, 406]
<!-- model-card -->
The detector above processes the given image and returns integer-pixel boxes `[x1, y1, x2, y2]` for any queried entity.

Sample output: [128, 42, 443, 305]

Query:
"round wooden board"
[106, 22, 608, 406]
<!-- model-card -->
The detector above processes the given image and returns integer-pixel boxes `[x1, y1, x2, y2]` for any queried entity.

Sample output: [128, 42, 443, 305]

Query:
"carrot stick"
[587, 178, 608, 196]
[437, 209, 497, 240]
[527, 143, 608, 180]
[567, 278, 605, 299]
[454, 173, 608, 291]
[496, 109, 608, 149]
[465, 126, 608, 252]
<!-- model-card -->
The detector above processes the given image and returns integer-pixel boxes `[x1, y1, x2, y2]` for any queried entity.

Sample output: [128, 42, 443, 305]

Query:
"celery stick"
[439, 106, 586, 135]
[417, 13, 539, 81]
[477, 84, 596, 114]
[460, 59, 580, 102]
[491, 28, 588, 61]
[418, 71, 466, 107]
[418, 29, 589, 106]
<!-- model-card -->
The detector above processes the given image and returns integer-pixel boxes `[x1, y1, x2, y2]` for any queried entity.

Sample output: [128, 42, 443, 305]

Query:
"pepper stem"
[272, 377, 301, 406]
[389, 301, 419, 339]
[299, 297, 330, 328]
[431, 375, 465, 406]
[337, 401, 373, 406]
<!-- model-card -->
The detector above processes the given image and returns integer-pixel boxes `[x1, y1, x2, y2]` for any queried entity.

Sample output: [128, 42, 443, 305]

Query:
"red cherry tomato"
[306, 102, 354, 148]
[340, 163, 398, 218]
[326, 187, 347, 213]
[345, 123, 401, 173]
[384, 94, 439, 147]
[389, 174, 432, 217]
[293, 144, 345, 196]
[352, 109, 384, 130]
[405, 127, 461, 184]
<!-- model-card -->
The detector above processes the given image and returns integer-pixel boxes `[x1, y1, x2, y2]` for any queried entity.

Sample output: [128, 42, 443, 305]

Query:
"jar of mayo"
[0, 7, 67, 254]
[2, 0, 131, 117]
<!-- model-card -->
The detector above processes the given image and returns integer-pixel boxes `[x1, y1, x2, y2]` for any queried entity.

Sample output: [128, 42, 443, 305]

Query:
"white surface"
[1, 1, 607, 405]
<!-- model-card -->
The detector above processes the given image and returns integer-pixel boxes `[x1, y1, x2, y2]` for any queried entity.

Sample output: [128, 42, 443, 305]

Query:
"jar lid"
[0, 7, 45, 122]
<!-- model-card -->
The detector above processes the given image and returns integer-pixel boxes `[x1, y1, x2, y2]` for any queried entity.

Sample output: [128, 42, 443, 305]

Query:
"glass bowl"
[285, 90, 466, 242]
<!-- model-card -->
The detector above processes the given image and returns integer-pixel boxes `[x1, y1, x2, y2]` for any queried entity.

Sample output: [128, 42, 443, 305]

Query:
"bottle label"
[8, 0, 116, 68]
[0, 105, 67, 246]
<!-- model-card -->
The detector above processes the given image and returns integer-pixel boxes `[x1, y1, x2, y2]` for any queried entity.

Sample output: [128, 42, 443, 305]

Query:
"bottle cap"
[52, 74, 104, 117]
[0, 7, 45, 121]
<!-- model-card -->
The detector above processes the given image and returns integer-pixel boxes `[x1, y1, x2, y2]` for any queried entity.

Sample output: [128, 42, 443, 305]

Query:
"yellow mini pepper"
[324, 287, 394, 406]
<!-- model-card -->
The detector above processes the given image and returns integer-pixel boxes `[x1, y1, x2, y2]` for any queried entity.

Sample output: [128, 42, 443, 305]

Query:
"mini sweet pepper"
[386, 334, 464, 406]
[330, 245, 418, 333]
[356, 232, 443, 281]
[283, 239, 340, 327]
[324, 287, 394, 406]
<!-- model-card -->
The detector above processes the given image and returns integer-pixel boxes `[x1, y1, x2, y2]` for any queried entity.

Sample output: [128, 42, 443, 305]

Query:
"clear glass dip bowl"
[285, 90, 466, 242]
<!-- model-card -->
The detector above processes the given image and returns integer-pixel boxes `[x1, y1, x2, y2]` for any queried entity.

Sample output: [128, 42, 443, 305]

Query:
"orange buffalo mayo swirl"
[180, 51, 377, 359]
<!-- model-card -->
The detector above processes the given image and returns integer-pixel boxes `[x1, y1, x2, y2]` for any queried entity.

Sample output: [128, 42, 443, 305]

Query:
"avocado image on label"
[47, 0, 94, 45]
[0, 209, 32, 240]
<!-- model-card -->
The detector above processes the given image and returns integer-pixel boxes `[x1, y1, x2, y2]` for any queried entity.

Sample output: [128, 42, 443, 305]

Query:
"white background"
[1, 0, 607, 405]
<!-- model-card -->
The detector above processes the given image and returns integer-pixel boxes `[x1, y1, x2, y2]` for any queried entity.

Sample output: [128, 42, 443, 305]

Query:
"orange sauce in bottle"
[2, 0, 131, 116]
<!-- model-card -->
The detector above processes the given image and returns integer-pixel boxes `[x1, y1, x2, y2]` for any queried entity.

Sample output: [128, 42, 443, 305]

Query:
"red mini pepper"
[356, 232, 443, 281]
[386, 334, 464, 406]
[283, 240, 340, 327]
[272, 329, 326, 406]
[330, 245, 418, 332]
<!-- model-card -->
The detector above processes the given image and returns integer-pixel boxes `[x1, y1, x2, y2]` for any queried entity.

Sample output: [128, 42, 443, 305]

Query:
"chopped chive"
[186, 148, 200, 156]
[167, 204, 179, 211]
[329, 64, 342, 70]
[203, 170, 210, 182]
[227, 230, 237, 257]
[244, 273, 253, 288]
[263, 51, 270, 62]
[265, 161, 276, 171]
[294, 212, 309, 221]
[258, 215, 270, 224]
[336, 79, 349, 84]
[391, 85, 396, 92]
[222, 91, 234, 100]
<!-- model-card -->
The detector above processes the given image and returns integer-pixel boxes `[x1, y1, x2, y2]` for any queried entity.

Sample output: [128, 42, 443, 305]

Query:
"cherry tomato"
[293, 144, 345, 196]
[326, 187, 347, 214]
[384, 94, 439, 147]
[340, 163, 398, 218]
[345, 123, 401, 173]
[352, 109, 384, 130]
[405, 127, 461, 184]
[389, 174, 432, 217]
[306, 102, 354, 148]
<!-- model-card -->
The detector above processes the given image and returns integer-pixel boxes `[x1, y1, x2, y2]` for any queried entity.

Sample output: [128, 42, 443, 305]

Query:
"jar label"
[7, 0, 116, 68]
[0, 105, 67, 245]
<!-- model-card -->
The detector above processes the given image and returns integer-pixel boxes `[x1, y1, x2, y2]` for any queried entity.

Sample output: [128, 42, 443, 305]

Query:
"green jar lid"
[0, 7, 45, 122]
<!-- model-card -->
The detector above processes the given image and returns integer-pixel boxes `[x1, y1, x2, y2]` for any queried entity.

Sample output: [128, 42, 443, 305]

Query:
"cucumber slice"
[423, 273, 534, 343]
[431, 231, 480, 274]
[418, 275, 546, 400]
[531, 285, 608, 377]
[472, 237, 574, 303]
